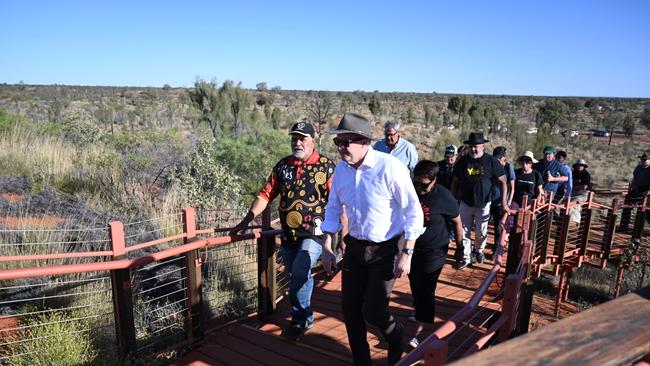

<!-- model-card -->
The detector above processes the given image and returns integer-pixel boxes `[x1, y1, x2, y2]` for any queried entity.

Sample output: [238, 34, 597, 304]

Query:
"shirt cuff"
[321, 220, 342, 234]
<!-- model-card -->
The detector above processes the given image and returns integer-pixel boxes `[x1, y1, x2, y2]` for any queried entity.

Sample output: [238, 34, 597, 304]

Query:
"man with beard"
[451, 132, 508, 269]
[230, 121, 335, 341]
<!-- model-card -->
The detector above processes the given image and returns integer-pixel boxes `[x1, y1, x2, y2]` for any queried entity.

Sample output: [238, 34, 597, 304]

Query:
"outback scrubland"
[0, 81, 649, 363]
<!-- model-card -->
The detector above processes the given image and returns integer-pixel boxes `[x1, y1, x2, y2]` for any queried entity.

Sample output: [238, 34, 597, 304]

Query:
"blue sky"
[2, 0, 649, 97]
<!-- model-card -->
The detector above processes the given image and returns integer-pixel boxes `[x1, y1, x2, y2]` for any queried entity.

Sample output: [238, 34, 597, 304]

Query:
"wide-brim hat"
[327, 112, 373, 139]
[517, 150, 538, 164]
[573, 159, 588, 168]
[638, 152, 649, 160]
[463, 132, 489, 145]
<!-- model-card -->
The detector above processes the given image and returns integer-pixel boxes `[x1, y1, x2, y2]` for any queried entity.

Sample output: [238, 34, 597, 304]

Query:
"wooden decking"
[172, 244, 504, 366]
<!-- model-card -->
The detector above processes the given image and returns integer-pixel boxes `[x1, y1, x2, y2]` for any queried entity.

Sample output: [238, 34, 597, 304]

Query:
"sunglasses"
[333, 137, 365, 148]
[412, 180, 433, 191]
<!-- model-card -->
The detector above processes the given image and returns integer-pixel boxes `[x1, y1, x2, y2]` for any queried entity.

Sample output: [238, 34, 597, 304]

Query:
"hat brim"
[517, 156, 539, 164]
[463, 139, 489, 144]
[573, 163, 588, 168]
[326, 129, 373, 140]
[638, 155, 648, 159]
[289, 131, 313, 137]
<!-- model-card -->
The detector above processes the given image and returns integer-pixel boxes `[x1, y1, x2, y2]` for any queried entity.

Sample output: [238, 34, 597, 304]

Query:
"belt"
[348, 234, 400, 247]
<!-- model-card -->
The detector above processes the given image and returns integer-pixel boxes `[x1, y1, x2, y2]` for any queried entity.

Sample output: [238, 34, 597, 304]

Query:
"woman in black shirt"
[408, 160, 463, 348]
[513, 151, 544, 207]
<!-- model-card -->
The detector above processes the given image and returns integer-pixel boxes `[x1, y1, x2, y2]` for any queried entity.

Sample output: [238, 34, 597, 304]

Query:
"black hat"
[463, 132, 489, 145]
[289, 121, 315, 138]
[638, 152, 649, 160]
[493, 146, 507, 159]
[328, 112, 373, 139]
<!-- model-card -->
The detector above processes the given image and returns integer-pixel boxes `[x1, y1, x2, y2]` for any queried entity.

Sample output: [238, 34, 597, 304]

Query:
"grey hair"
[384, 120, 401, 132]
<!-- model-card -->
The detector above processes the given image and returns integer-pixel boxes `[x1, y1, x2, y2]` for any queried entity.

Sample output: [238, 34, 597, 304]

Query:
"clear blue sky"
[2, 0, 649, 97]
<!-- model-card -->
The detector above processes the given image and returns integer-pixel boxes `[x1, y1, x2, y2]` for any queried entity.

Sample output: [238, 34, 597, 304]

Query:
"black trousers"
[490, 200, 503, 249]
[408, 256, 444, 323]
[341, 234, 399, 366]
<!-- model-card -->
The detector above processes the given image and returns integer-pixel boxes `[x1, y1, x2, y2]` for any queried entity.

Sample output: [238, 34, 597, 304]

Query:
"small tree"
[622, 113, 636, 139]
[368, 92, 382, 118]
[640, 106, 650, 129]
[188, 79, 226, 139]
[537, 99, 570, 130]
[306, 91, 333, 143]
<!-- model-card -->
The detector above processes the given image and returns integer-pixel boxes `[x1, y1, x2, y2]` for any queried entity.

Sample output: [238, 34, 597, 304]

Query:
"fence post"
[499, 275, 521, 341]
[632, 195, 648, 240]
[556, 202, 571, 266]
[182, 207, 203, 345]
[258, 207, 277, 322]
[514, 280, 535, 336]
[109, 221, 137, 359]
[602, 199, 619, 268]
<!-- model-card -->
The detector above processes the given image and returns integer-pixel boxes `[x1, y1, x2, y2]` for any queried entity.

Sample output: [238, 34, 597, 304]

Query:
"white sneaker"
[408, 337, 420, 349]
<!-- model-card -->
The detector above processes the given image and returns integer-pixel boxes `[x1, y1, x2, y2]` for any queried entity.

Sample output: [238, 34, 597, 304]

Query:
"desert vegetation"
[0, 82, 649, 363]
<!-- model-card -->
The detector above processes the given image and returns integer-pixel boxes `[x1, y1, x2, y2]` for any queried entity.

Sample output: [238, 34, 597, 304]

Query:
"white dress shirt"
[322, 148, 424, 242]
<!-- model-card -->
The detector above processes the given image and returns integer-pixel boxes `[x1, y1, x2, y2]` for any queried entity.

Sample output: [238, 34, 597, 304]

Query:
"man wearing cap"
[230, 121, 335, 341]
[321, 112, 423, 365]
[621, 152, 650, 229]
[437, 144, 458, 190]
[533, 146, 568, 199]
[373, 120, 419, 171]
[489, 146, 515, 255]
[555, 150, 573, 200]
[451, 132, 508, 269]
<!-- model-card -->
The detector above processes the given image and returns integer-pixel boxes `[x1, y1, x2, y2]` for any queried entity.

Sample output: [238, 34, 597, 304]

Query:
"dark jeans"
[341, 234, 400, 366]
[408, 264, 443, 323]
[490, 200, 503, 250]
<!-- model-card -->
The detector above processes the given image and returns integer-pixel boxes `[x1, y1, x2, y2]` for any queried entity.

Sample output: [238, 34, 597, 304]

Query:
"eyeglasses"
[412, 180, 434, 191]
[384, 131, 398, 137]
[333, 137, 365, 148]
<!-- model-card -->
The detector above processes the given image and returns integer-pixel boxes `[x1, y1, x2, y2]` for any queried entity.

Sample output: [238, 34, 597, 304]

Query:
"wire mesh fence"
[131, 255, 188, 356]
[0, 272, 117, 365]
[202, 239, 259, 327]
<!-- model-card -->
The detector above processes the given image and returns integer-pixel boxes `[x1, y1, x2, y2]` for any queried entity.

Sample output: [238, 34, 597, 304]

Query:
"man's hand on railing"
[228, 211, 255, 237]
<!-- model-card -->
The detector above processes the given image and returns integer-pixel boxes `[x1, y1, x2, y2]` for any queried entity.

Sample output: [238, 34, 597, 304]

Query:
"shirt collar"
[360, 146, 378, 169]
[288, 150, 321, 165]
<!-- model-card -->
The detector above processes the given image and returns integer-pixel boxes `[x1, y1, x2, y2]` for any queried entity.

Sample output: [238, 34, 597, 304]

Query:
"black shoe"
[455, 260, 470, 270]
[386, 322, 404, 365]
[282, 321, 311, 341]
[475, 252, 485, 264]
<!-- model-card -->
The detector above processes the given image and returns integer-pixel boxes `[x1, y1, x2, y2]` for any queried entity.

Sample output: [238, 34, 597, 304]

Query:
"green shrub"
[7, 311, 97, 366]
[171, 140, 246, 209]
[210, 129, 292, 197]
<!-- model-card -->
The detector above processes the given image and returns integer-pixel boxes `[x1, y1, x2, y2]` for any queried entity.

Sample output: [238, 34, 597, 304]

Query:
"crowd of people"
[230, 113, 647, 365]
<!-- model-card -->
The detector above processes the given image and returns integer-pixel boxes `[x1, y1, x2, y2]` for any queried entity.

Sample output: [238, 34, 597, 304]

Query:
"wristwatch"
[401, 248, 414, 255]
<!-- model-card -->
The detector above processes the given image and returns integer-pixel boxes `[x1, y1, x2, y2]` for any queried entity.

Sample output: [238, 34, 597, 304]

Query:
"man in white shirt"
[373, 120, 419, 171]
[321, 112, 423, 366]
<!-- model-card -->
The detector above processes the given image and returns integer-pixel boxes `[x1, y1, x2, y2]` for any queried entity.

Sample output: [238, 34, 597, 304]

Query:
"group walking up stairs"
[1, 190, 649, 365]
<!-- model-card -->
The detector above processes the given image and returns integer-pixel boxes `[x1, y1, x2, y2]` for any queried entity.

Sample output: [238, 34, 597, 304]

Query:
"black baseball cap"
[289, 121, 315, 138]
